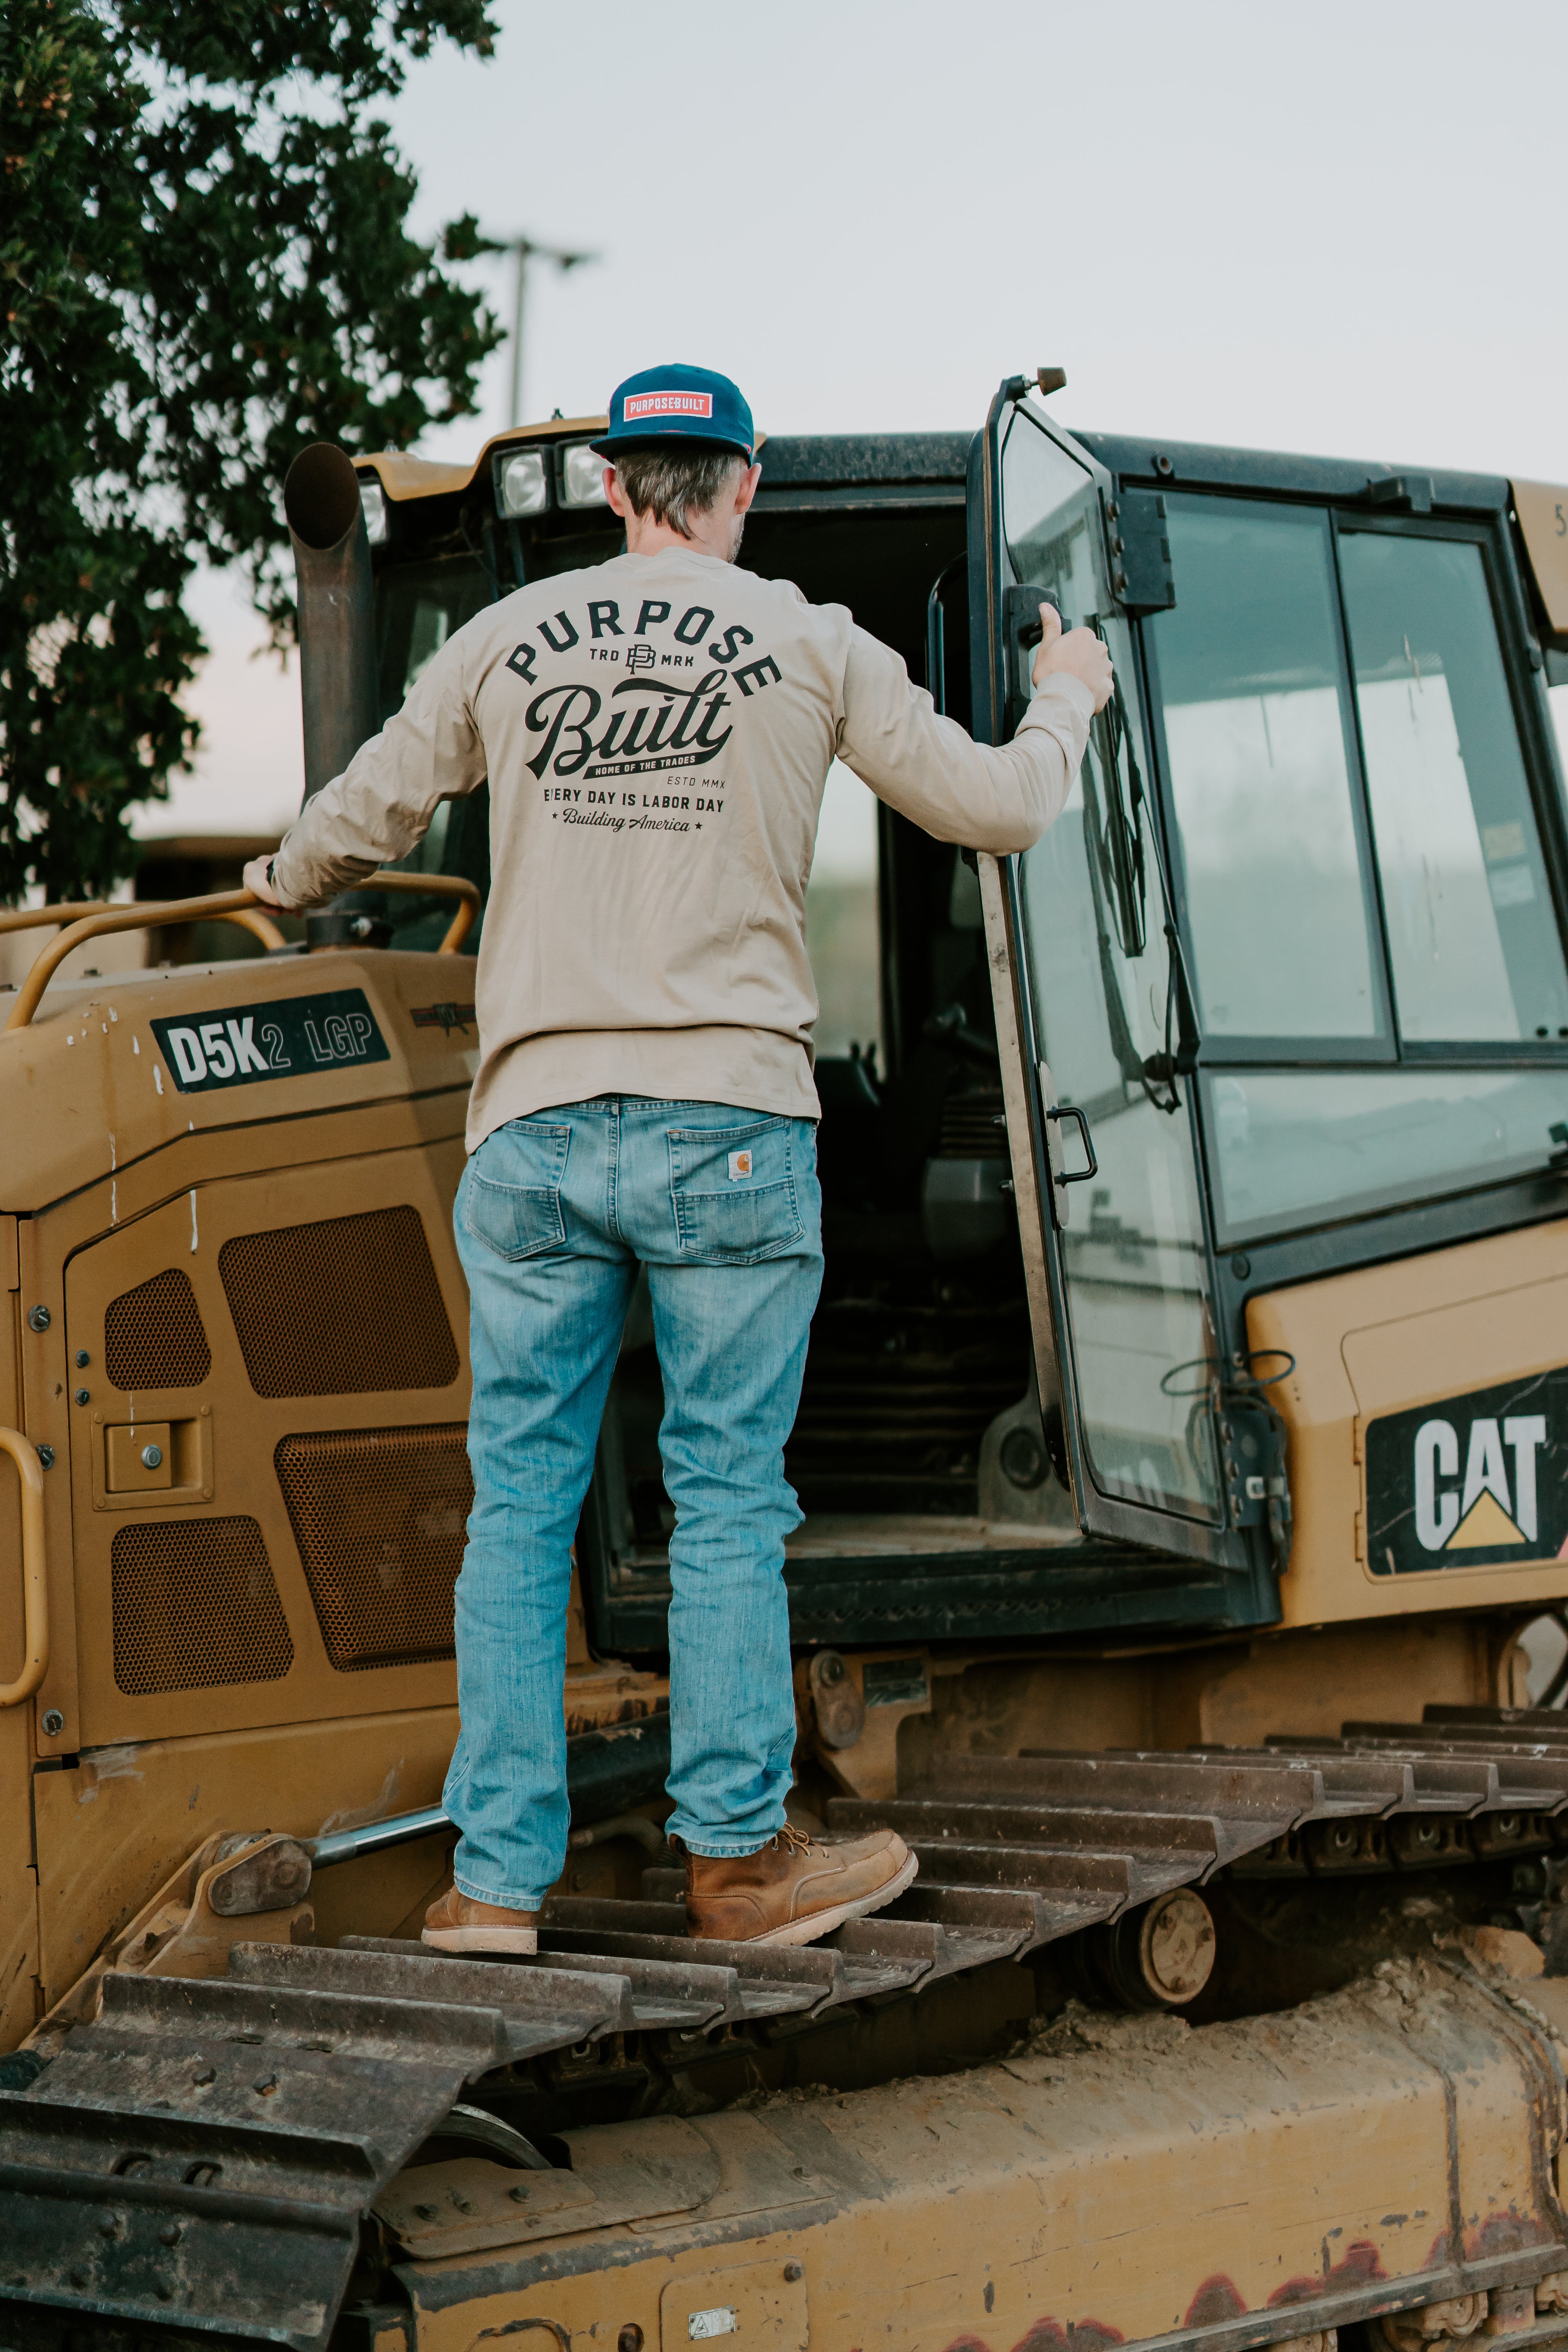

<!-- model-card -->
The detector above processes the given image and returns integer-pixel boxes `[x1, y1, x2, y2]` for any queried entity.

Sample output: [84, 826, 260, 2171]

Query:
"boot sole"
[422, 1925, 539, 1955]
[739, 1849, 920, 1947]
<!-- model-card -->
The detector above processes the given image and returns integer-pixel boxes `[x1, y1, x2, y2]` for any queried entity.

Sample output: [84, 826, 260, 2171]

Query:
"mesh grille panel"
[274, 1424, 470, 1672]
[103, 1268, 212, 1391]
[112, 1518, 293, 1694]
[219, 1205, 458, 1398]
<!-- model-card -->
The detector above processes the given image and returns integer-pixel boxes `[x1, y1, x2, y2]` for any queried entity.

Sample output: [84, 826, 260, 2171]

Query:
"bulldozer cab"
[355, 379, 1568, 1646]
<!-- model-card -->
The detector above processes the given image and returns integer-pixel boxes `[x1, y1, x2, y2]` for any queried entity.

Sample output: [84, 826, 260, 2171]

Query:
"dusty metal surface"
[7, 1703, 1568, 2347]
[395, 1958, 1568, 2352]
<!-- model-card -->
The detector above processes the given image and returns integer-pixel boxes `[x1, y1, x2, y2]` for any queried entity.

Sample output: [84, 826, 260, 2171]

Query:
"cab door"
[969, 379, 1242, 1564]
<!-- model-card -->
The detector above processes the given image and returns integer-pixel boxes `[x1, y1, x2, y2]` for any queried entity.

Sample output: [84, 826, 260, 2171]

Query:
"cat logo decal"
[1365, 1371, 1568, 1575]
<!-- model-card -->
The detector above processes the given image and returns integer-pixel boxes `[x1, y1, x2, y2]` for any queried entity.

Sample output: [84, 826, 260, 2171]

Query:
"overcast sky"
[160, 0, 1568, 847]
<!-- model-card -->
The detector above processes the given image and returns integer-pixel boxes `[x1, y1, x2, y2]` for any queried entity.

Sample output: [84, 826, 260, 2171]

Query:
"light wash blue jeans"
[446, 1096, 823, 1910]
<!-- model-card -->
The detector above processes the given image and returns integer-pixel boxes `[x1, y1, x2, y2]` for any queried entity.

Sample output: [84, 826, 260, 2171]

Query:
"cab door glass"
[1152, 500, 1388, 1044]
[1338, 530, 1568, 1043]
[1003, 425, 1096, 592]
[999, 407, 1221, 1523]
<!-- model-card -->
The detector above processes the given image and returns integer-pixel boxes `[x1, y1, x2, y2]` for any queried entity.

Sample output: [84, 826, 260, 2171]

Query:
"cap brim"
[591, 432, 753, 462]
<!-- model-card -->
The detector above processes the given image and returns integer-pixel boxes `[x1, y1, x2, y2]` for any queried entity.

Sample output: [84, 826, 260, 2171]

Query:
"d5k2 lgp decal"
[151, 989, 389, 1094]
[1365, 1367, 1568, 1574]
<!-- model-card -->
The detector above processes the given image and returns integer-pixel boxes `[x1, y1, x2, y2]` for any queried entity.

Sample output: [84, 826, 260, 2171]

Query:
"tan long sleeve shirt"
[269, 546, 1093, 1149]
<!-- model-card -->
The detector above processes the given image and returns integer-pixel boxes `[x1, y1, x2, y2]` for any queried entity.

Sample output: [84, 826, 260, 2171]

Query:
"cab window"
[377, 554, 495, 718]
[1339, 529, 1568, 1044]
[1148, 499, 1568, 1241]
[1153, 501, 1387, 1047]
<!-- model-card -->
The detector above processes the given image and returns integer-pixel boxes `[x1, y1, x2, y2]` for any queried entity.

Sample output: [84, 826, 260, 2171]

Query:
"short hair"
[612, 445, 743, 538]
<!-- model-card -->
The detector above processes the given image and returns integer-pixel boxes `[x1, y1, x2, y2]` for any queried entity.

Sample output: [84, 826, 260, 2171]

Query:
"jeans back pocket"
[459, 1121, 572, 1260]
[668, 1118, 805, 1264]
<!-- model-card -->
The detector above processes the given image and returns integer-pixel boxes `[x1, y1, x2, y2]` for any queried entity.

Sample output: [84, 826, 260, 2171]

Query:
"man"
[245, 363, 1112, 1954]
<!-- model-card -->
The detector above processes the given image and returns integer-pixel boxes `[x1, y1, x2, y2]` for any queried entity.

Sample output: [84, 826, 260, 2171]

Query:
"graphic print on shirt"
[502, 589, 782, 839]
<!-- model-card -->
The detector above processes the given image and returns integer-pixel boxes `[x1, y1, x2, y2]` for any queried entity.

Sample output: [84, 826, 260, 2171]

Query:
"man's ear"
[603, 465, 627, 517]
[735, 461, 762, 515]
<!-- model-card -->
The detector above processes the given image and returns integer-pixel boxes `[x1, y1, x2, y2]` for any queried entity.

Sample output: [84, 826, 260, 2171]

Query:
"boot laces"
[772, 1822, 816, 1858]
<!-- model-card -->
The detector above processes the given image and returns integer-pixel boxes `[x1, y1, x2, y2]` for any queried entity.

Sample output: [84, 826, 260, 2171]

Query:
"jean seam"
[667, 1116, 790, 1150]
[606, 1100, 622, 1241]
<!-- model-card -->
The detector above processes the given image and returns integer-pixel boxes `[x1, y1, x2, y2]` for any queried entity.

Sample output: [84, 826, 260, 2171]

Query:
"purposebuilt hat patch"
[625, 389, 713, 421]
[591, 363, 754, 459]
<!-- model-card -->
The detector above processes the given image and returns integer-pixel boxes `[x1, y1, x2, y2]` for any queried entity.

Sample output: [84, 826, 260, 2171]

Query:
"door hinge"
[1218, 1398, 1288, 1532]
[1105, 490, 1176, 616]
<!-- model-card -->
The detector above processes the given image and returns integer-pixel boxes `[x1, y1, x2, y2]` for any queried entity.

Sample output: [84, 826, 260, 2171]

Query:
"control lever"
[924, 1003, 1001, 1065]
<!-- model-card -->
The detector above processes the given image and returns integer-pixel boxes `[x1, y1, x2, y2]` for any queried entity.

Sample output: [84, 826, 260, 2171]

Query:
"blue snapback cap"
[590, 363, 754, 462]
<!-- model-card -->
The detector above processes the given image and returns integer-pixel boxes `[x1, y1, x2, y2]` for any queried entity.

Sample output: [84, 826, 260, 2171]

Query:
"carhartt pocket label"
[727, 1149, 753, 1181]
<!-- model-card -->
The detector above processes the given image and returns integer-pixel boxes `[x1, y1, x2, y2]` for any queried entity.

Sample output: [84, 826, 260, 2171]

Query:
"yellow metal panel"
[0, 948, 477, 1218]
[0, 1710, 37, 2049]
[661, 2260, 808, 2349]
[105, 1422, 172, 1491]
[0, 1251, 38, 2048]
[1513, 482, 1568, 637]
[1248, 1217, 1568, 1628]
[31, 1704, 455, 2010]
[62, 1139, 468, 1749]
[400, 1969, 1563, 2352]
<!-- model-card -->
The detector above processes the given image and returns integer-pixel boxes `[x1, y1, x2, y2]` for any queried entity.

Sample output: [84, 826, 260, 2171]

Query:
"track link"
[4, 1701, 1568, 2347]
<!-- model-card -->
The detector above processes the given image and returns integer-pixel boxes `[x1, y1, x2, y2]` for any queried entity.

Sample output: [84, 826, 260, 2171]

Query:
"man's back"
[270, 541, 1094, 1146]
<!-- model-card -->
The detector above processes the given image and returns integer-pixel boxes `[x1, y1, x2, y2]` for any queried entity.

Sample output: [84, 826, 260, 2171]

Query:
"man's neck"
[622, 512, 732, 563]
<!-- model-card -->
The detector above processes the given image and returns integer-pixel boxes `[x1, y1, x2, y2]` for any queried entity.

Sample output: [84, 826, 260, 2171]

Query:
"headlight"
[559, 442, 609, 510]
[494, 448, 549, 519]
[359, 479, 388, 547]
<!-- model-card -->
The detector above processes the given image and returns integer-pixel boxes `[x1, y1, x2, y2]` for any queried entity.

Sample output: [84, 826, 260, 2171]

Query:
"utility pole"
[494, 235, 598, 427]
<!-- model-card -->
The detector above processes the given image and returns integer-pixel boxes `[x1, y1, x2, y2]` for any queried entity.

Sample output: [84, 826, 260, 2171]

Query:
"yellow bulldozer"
[5, 375, 1568, 2352]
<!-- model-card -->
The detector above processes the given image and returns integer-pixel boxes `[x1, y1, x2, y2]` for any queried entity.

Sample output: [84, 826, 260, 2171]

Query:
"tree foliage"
[0, 0, 502, 900]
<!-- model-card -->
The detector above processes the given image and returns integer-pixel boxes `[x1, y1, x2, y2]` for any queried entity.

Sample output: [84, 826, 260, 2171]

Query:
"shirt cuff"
[1026, 672, 1096, 726]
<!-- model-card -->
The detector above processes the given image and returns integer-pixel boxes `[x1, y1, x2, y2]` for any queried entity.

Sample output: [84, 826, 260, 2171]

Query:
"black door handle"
[1047, 1103, 1098, 1183]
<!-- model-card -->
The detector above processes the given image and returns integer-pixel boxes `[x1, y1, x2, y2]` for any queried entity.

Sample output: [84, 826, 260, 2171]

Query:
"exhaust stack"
[284, 443, 380, 807]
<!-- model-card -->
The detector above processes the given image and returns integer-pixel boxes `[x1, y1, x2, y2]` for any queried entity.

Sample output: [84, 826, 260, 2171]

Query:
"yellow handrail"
[0, 1427, 48, 1709]
[0, 899, 283, 951]
[354, 869, 480, 953]
[4, 893, 287, 1033]
[0, 903, 114, 934]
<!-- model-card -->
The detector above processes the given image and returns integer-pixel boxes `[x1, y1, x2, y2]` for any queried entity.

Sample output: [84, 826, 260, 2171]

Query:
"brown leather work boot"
[682, 1823, 916, 1946]
[422, 1885, 540, 1955]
